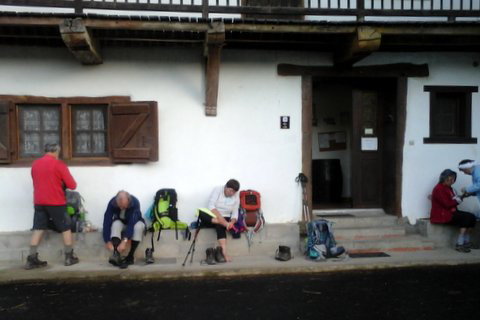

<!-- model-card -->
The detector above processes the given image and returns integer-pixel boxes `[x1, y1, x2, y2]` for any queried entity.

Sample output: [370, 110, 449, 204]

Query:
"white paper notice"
[361, 137, 378, 151]
[319, 134, 330, 148]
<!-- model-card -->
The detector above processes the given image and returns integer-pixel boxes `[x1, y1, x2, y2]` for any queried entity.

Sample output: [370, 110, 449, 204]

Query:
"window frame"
[423, 85, 478, 144]
[1, 95, 132, 166]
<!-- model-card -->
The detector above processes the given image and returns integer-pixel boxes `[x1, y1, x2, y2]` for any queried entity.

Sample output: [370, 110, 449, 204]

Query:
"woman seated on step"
[430, 169, 476, 253]
[196, 179, 240, 264]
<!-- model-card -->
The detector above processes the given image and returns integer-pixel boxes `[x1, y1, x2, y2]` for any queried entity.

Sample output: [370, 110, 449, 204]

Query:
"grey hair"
[44, 143, 60, 154]
[116, 190, 132, 204]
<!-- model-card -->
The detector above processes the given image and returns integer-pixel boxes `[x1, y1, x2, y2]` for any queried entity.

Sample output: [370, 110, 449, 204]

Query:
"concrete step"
[0, 224, 300, 264]
[313, 208, 386, 217]
[320, 215, 400, 228]
[334, 225, 406, 241]
[337, 235, 435, 253]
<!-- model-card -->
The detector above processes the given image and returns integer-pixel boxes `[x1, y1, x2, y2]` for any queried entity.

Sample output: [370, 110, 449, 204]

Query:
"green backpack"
[145, 189, 189, 263]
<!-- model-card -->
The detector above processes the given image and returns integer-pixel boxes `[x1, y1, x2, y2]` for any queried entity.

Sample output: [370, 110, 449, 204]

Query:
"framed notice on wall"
[318, 131, 347, 151]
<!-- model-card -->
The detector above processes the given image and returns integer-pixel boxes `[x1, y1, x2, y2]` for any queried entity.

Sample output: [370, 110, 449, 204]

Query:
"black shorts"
[33, 205, 70, 232]
[449, 210, 476, 229]
[198, 210, 230, 240]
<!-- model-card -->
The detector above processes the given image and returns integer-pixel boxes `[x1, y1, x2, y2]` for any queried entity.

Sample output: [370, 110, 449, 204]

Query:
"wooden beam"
[301, 75, 313, 222]
[60, 18, 102, 65]
[334, 27, 382, 67]
[277, 63, 430, 78]
[204, 22, 225, 117]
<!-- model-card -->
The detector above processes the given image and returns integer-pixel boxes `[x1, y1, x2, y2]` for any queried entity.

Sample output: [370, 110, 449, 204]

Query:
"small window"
[424, 86, 478, 144]
[18, 105, 61, 158]
[72, 105, 108, 157]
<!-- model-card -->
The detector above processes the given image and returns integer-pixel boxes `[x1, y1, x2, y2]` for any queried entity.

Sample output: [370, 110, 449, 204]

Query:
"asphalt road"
[1, 264, 479, 320]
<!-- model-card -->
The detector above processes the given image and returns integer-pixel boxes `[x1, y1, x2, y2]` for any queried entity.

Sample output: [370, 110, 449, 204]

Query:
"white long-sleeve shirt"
[207, 186, 240, 220]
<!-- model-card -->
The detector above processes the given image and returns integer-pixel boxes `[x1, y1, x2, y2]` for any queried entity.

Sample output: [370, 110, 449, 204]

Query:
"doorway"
[311, 78, 399, 214]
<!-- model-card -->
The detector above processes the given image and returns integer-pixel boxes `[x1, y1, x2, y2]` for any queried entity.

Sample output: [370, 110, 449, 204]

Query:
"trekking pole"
[182, 216, 201, 267]
[296, 173, 311, 223]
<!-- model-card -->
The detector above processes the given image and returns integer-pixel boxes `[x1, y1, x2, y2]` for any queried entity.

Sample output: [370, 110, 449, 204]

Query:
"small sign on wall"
[280, 116, 290, 129]
[361, 137, 378, 151]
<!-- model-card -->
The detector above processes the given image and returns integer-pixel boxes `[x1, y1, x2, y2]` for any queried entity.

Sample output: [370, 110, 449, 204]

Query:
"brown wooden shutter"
[109, 101, 158, 163]
[0, 101, 12, 164]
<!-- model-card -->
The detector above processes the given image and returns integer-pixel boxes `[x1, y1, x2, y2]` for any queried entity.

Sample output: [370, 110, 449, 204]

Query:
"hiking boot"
[25, 253, 47, 270]
[455, 244, 471, 253]
[64, 250, 79, 266]
[108, 251, 122, 267]
[145, 248, 155, 264]
[214, 246, 226, 263]
[205, 248, 216, 265]
[119, 256, 134, 269]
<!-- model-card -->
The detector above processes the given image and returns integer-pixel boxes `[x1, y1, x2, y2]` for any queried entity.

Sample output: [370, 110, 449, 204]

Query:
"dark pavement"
[1, 264, 479, 320]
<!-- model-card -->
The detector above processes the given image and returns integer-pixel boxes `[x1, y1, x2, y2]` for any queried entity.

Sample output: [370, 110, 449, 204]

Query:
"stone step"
[0, 224, 300, 263]
[319, 215, 400, 228]
[313, 208, 386, 217]
[337, 235, 435, 253]
[334, 226, 406, 241]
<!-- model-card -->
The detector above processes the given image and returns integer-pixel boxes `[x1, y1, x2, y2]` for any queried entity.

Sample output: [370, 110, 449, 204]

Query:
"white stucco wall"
[0, 45, 479, 231]
[0, 46, 334, 232]
[359, 52, 480, 223]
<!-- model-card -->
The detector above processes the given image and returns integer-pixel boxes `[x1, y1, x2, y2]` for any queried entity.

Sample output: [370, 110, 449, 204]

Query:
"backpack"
[306, 219, 345, 260]
[239, 190, 265, 248]
[145, 189, 189, 263]
[65, 190, 86, 233]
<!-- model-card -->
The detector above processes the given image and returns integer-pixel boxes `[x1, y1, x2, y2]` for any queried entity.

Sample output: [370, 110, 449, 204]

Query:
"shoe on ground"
[145, 248, 155, 264]
[25, 253, 48, 270]
[108, 251, 122, 266]
[455, 244, 471, 253]
[64, 250, 80, 266]
[119, 256, 134, 269]
[214, 246, 226, 263]
[464, 242, 473, 249]
[205, 248, 216, 265]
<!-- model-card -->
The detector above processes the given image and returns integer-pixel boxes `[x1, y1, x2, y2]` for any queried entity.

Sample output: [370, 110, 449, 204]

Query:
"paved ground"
[1, 263, 479, 320]
[1, 247, 480, 282]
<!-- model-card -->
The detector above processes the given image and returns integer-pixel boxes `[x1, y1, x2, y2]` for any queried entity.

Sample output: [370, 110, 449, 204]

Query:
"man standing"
[103, 191, 145, 269]
[459, 159, 480, 221]
[25, 143, 79, 270]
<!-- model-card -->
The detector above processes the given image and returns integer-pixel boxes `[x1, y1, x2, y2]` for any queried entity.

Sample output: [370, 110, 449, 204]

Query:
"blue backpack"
[306, 219, 345, 260]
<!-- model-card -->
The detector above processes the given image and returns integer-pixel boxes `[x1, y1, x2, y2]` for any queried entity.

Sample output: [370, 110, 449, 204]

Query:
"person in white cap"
[458, 159, 480, 223]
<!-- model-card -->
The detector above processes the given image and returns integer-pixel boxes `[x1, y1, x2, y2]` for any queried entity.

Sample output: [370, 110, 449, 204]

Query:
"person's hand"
[105, 242, 113, 251]
[461, 187, 467, 194]
[226, 222, 234, 230]
[117, 240, 127, 253]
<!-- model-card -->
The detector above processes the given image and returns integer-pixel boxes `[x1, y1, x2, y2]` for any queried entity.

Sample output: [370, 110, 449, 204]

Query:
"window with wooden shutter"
[109, 101, 158, 163]
[424, 86, 477, 144]
[72, 105, 108, 157]
[18, 104, 62, 158]
[0, 100, 12, 163]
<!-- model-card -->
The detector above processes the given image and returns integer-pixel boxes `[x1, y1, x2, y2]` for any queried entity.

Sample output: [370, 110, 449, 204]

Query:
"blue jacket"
[102, 195, 144, 243]
[466, 165, 480, 204]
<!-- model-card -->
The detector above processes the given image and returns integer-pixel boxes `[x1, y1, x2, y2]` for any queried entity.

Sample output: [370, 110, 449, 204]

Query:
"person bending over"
[103, 191, 145, 268]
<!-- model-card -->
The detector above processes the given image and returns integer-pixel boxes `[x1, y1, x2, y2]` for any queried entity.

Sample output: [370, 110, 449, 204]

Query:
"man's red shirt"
[31, 154, 77, 205]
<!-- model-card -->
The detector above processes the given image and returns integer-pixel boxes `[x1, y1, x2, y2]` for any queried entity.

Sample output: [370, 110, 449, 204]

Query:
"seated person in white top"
[197, 179, 240, 263]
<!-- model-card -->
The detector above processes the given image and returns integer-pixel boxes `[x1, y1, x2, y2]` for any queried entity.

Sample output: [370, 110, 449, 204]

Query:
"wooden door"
[352, 90, 383, 208]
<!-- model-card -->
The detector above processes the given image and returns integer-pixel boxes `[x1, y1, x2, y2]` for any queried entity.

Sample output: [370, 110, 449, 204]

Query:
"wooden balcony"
[0, 0, 479, 21]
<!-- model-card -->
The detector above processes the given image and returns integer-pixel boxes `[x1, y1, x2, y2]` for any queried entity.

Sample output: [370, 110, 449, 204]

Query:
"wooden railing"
[0, 0, 478, 21]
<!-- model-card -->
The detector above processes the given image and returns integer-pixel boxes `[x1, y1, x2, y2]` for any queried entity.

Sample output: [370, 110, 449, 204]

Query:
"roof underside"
[1, 12, 480, 52]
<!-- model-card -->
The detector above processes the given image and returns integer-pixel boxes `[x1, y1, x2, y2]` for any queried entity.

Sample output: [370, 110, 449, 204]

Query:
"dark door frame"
[284, 63, 430, 219]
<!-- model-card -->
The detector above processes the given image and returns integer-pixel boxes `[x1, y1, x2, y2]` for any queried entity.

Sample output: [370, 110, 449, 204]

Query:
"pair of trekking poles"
[296, 173, 312, 223]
